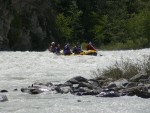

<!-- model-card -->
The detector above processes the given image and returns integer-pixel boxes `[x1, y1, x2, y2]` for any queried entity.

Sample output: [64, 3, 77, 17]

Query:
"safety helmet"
[51, 42, 55, 45]
[89, 42, 92, 45]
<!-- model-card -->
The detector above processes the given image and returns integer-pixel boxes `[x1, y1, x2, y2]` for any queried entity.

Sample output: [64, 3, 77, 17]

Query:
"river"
[0, 49, 150, 113]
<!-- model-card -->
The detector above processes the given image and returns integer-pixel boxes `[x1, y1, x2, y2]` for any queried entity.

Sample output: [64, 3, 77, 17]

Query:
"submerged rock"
[66, 76, 88, 84]
[0, 90, 8, 93]
[0, 94, 8, 102]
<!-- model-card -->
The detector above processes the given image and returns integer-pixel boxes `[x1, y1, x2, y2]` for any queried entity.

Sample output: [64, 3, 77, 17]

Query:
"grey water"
[0, 49, 150, 113]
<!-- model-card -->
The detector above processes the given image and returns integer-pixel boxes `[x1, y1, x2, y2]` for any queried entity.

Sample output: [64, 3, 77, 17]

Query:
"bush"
[100, 37, 148, 50]
[92, 57, 150, 80]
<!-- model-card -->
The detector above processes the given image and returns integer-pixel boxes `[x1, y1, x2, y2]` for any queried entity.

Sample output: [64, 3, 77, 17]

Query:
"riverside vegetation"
[0, 0, 150, 51]
[16, 56, 150, 98]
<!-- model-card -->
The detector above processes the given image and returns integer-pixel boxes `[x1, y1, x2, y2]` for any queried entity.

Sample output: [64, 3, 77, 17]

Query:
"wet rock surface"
[20, 75, 150, 99]
[1, 73, 150, 103]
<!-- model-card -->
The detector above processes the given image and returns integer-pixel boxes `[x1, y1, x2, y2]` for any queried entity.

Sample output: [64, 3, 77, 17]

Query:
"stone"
[66, 76, 88, 84]
[0, 94, 8, 102]
[130, 72, 149, 82]
[0, 90, 8, 93]
[96, 91, 120, 97]
[125, 82, 137, 88]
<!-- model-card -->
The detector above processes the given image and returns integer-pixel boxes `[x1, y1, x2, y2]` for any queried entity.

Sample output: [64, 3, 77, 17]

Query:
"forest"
[53, 0, 150, 50]
[0, 0, 150, 51]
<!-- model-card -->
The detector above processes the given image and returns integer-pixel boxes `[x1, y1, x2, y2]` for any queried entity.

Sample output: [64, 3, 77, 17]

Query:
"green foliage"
[101, 38, 148, 50]
[143, 9, 150, 45]
[127, 12, 145, 39]
[90, 15, 107, 46]
[56, 1, 84, 43]
[81, 42, 87, 50]
[56, 13, 73, 41]
[6, 0, 150, 50]
[68, 1, 84, 43]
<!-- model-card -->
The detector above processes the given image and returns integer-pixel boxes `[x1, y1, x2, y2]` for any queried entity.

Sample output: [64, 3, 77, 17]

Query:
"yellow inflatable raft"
[60, 50, 97, 56]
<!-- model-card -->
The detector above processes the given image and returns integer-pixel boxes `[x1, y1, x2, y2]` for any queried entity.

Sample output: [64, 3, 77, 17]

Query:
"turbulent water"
[0, 49, 150, 113]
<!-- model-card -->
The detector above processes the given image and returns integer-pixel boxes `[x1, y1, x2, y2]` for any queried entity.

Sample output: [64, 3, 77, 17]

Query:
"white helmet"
[51, 42, 55, 45]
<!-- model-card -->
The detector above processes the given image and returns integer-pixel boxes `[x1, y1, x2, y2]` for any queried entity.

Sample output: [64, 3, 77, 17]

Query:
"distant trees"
[1, 0, 150, 50]
[52, 0, 150, 50]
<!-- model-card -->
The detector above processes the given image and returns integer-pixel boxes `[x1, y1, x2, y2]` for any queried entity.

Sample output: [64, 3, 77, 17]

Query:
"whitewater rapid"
[0, 49, 150, 113]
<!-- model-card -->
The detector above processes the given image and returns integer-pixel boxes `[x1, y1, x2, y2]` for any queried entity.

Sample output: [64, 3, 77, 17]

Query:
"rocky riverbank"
[20, 72, 150, 98]
[1, 72, 150, 102]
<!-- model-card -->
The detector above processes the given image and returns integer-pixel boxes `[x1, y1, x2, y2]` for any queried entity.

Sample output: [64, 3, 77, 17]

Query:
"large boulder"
[65, 76, 88, 84]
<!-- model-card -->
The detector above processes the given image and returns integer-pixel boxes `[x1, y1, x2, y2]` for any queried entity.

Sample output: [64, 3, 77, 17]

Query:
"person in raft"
[55, 43, 61, 54]
[49, 42, 61, 54]
[63, 43, 72, 55]
[72, 42, 82, 54]
[49, 42, 56, 53]
[86, 42, 96, 51]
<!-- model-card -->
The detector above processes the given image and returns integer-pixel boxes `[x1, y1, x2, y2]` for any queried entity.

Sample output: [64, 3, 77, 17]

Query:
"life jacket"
[73, 45, 82, 54]
[50, 45, 56, 53]
[64, 44, 71, 55]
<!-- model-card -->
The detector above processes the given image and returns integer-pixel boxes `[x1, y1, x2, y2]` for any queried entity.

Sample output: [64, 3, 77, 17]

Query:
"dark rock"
[138, 83, 144, 86]
[107, 82, 117, 89]
[139, 79, 150, 84]
[145, 84, 150, 89]
[13, 88, 18, 91]
[29, 88, 43, 95]
[78, 82, 96, 89]
[114, 78, 128, 88]
[73, 87, 90, 93]
[136, 91, 150, 98]
[21, 88, 29, 93]
[0, 90, 8, 93]
[55, 86, 71, 94]
[19, 75, 150, 99]
[130, 72, 149, 82]
[77, 100, 81, 102]
[88, 79, 101, 87]
[0, 94, 8, 102]
[63, 81, 73, 87]
[45, 82, 53, 86]
[125, 82, 137, 88]
[21, 87, 44, 94]
[66, 76, 88, 84]
[96, 91, 120, 97]
[102, 88, 117, 92]
[123, 86, 149, 97]
[73, 87, 99, 96]
[75, 91, 99, 96]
